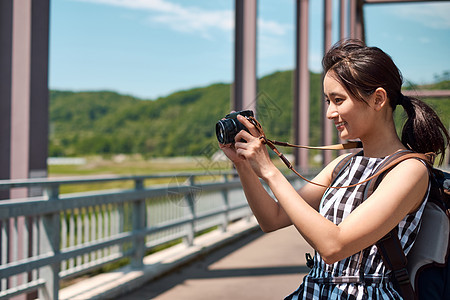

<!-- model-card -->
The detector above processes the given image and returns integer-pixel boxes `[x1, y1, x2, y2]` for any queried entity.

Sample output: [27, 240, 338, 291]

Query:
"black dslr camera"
[216, 110, 254, 144]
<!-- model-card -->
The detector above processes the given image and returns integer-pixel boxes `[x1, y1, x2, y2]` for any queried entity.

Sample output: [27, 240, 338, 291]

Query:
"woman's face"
[323, 71, 375, 141]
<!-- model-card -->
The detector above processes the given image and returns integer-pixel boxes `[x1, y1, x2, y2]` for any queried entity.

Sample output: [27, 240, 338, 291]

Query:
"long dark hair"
[323, 39, 449, 165]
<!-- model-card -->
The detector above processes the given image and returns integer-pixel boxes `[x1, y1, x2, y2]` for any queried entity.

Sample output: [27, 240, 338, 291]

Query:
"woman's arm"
[233, 115, 429, 265]
[219, 139, 292, 232]
[258, 152, 429, 264]
[233, 160, 292, 232]
[232, 155, 343, 232]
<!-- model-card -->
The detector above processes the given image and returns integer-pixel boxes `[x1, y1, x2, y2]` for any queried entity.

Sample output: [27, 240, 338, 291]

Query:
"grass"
[49, 155, 230, 175]
[48, 155, 234, 194]
[48, 153, 320, 194]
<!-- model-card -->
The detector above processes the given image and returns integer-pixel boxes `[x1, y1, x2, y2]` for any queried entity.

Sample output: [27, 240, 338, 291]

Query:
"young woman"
[219, 39, 449, 299]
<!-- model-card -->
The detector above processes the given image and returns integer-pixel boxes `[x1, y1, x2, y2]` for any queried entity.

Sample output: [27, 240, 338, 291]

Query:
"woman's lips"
[335, 121, 346, 131]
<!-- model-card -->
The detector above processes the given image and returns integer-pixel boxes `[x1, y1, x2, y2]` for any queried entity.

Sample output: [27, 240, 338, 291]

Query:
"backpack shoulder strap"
[377, 229, 417, 299]
[367, 151, 430, 300]
[331, 151, 362, 183]
[364, 150, 429, 199]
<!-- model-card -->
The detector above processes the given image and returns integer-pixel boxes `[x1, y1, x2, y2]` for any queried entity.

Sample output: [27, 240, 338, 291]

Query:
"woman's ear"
[372, 87, 388, 111]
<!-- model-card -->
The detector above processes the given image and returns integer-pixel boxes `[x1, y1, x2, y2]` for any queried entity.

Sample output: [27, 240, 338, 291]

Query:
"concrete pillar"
[233, 0, 257, 114]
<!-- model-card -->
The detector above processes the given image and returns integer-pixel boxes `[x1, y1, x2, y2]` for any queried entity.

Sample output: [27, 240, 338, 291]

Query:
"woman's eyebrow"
[328, 92, 345, 98]
[324, 92, 345, 100]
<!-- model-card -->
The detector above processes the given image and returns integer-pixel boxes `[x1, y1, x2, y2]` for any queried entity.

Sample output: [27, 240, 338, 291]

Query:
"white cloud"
[258, 34, 288, 60]
[75, 0, 288, 39]
[77, 0, 185, 12]
[418, 37, 431, 44]
[257, 18, 293, 63]
[390, 3, 450, 29]
[258, 19, 290, 36]
[148, 7, 233, 39]
[75, 0, 232, 38]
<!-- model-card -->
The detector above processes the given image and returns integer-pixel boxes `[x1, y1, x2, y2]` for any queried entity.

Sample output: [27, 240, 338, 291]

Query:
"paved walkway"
[116, 226, 313, 300]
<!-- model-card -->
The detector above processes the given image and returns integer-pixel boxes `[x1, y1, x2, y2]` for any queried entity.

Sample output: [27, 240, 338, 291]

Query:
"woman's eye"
[335, 98, 344, 104]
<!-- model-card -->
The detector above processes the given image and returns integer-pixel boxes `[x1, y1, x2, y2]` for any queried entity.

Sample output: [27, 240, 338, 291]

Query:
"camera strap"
[246, 116, 428, 190]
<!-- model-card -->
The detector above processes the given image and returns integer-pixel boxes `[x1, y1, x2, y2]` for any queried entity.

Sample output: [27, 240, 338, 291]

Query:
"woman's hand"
[233, 115, 278, 179]
[219, 142, 246, 164]
[218, 111, 247, 164]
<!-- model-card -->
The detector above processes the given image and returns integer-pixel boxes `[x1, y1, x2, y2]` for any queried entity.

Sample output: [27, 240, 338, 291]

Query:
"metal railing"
[0, 171, 268, 300]
[2, 161, 446, 299]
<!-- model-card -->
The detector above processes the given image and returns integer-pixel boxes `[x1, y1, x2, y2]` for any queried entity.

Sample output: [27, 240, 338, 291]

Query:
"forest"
[49, 70, 450, 158]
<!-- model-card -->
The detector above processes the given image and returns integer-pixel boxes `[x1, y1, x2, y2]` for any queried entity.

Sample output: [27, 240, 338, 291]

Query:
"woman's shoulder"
[326, 152, 360, 179]
[384, 155, 429, 181]
[328, 152, 358, 169]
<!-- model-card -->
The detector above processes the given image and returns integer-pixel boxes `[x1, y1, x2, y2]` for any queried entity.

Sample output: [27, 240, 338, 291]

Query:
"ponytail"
[400, 95, 449, 165]
[323, 40, 449, 165]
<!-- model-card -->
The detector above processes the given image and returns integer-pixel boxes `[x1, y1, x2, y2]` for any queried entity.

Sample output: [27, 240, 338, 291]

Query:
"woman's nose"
[326, 103, 338, 120]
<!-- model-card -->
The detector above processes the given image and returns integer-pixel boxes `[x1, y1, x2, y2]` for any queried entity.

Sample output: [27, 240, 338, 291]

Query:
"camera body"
[216, 110, 254, 144]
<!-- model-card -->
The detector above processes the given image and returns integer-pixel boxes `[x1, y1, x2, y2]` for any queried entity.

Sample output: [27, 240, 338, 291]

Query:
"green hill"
[49, 71, 449, 158]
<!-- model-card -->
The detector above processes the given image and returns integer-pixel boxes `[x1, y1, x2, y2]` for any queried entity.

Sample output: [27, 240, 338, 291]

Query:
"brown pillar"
[0, 1, 49, 298]
[0, 0, 13, 199]
[349, 0, 356, 39]
[233, 0, 257, 114]
[339, 0, 348, 40]
[350, 0, 364, 41]
[29, 0, 50, 194]
[338, 0, 349, 156]
[10, 0, 32, 198]
[321, 0, 333, 166]
[294, 0, 310, 171]
[355, 0, 365, 41]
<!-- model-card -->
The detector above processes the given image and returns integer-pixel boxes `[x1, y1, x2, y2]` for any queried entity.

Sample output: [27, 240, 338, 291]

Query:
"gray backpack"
[332, 150, 450, 300]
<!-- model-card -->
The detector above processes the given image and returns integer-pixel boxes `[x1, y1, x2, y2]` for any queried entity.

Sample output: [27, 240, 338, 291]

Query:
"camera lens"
[216, 122, 226, 144]
[216, 119, 238, 144]
[216, 110, 253, 144]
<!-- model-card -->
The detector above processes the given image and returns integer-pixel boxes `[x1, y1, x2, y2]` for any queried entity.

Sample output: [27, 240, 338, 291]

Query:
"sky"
[49, 0, 450, 100]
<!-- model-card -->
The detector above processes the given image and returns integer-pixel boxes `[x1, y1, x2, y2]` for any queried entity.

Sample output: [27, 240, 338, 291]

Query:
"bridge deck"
[117, 225, 313, 300]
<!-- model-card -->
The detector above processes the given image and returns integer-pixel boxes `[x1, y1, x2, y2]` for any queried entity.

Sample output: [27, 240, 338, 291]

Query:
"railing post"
[220, 174, 230, 232]
[39, 184, 60, 300]
[131, 179, 146, 268]
[183, 176, 196, 247]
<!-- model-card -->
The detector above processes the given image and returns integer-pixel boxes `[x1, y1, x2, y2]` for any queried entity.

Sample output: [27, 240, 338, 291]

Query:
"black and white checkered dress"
[285, 154, 429, 300]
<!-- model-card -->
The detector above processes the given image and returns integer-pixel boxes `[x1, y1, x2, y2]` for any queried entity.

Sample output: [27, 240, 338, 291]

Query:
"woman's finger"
[235, 129, 259, 144]
[237, 115, 261, 137]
